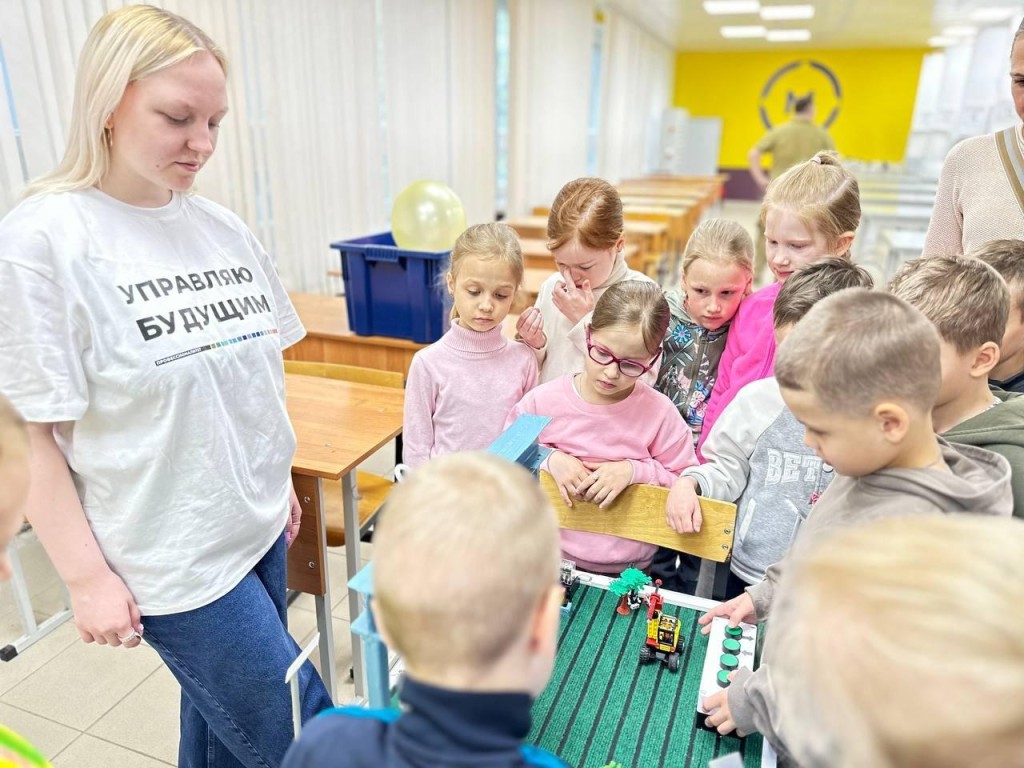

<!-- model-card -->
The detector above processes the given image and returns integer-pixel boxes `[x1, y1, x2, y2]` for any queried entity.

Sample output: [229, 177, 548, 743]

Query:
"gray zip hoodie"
[729, 438, 1013, 756]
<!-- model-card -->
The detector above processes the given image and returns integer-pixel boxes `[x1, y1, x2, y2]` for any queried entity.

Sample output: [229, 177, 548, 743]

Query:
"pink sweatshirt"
[697, 282, 782, 460]
[506, 375, 697, 573]
[403, 320, 538, 468]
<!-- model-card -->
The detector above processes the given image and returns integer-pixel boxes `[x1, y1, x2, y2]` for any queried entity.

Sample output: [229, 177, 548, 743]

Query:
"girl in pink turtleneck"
[403, 223, 539, 468]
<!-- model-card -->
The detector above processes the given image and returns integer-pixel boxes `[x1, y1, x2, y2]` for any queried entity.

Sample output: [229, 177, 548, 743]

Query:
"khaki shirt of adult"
[755, 116, 836, 177]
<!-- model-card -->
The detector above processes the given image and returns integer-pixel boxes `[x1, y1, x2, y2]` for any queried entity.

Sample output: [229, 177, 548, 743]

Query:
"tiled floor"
[0, 201, 762, 767]
[0, 534, 369, 766]
[0, 431, 389, 768]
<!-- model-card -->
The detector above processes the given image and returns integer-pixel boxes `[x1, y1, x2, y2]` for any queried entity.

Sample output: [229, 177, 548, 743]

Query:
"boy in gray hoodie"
[890, 255, 1024, 518]
[668, 258, 872, 597]
[698, 289, 1014, 758]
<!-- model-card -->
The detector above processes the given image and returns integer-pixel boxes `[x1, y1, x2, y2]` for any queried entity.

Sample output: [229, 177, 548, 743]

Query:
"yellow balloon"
[391, 180, 467, 251]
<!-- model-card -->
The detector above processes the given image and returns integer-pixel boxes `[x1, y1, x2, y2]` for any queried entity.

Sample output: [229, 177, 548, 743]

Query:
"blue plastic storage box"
[330, 232, 451, 343]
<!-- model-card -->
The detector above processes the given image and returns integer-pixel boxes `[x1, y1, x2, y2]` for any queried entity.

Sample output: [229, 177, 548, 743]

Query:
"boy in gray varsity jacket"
[667, 258, 872, 597]
[696, 289, 1014, 761]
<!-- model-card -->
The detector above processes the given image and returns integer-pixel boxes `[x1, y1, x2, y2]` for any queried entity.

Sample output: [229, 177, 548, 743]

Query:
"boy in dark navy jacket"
[282, 452, 568, 768]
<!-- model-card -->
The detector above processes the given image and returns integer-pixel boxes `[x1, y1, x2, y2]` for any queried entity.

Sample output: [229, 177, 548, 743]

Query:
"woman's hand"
[548, 451, 590, 507]
[68, 567, 144, 649]
[286, 485, 302, 548]
[551, 269, 595, 325]
[576, 460, 633, 509]
[516, 307, 547, 350]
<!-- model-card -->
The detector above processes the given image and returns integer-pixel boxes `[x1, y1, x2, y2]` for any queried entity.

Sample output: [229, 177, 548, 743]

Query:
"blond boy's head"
[0, 395, 29, 581]
[970, 239, 1024, 370]
[775, 290, 941, 476]
[774, 514, 1024, 768]
[373, 452, 562, 693]
[889, 256, 1009, 411]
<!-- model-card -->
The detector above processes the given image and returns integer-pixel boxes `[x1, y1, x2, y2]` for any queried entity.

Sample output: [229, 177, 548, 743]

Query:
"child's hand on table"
[666, 475, 702, 533]
[576, 460, 633, 508]
[698, 591, 755, 636]
[548, 451, 590, 507]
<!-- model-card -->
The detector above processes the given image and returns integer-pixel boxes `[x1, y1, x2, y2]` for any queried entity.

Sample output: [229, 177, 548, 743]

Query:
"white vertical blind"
[506, 0, 593, 217]
[379, 0, 497, 226]
[597, 9, 674, 183]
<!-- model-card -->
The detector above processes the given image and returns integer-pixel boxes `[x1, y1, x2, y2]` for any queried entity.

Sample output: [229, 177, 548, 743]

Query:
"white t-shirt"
[0, 189, 305, 615]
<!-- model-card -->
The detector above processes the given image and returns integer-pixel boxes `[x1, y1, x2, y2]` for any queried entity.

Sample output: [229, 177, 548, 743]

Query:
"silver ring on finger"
[118, 630, 141, 643]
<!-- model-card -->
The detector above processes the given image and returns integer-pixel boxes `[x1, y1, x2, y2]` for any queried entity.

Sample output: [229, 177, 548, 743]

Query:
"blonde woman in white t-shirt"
[0, 7, 331, 766]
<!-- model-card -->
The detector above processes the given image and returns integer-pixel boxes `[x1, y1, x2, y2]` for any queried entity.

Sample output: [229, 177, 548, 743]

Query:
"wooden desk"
[621, 173, 728, 205]
[285, 373, 404, 700]
[287, 292, 425, 377]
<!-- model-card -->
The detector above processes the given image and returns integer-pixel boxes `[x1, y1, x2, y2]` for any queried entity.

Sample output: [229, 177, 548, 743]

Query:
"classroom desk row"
[285, 372, 404, 702]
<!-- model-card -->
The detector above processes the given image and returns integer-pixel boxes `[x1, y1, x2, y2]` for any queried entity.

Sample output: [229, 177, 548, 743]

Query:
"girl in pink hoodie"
[696, 152, 861, 461]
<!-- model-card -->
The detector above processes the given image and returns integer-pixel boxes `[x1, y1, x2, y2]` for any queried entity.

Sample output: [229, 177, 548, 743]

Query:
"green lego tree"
[609, 567, 652, 615]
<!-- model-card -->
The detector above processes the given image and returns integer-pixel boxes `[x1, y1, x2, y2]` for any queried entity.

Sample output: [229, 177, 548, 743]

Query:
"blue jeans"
[143, 533, 333, 768]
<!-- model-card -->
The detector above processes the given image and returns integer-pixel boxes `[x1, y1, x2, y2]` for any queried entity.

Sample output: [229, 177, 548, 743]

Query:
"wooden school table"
[286, 292, 425, 377]
[285, 373, 404, 700]
[620, 175, 726, 207]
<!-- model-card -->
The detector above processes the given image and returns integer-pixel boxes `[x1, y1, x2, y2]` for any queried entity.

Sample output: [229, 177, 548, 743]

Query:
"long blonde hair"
[761, 151, 860, 256]
[23, 5, 226, 198]
[447, 223, 524, 320]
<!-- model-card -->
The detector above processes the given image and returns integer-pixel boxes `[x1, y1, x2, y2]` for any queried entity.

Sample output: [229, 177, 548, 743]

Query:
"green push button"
[720, 653, 739, 670]
[725, 626, 743, 638]
[722, 638, 742, 654]
[717, 669, 732, 687]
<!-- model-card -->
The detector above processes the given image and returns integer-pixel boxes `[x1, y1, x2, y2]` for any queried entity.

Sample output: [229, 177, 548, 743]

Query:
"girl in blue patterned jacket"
[651, 218, 753, 592]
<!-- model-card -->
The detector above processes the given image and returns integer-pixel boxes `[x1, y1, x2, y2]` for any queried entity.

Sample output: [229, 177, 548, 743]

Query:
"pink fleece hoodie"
[506, 375, 697, 573]
[697, 281, 782, 459]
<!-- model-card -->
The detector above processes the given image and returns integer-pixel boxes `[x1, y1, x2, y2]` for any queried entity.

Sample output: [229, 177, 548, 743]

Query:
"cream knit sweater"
[924, 128, 1024, 256]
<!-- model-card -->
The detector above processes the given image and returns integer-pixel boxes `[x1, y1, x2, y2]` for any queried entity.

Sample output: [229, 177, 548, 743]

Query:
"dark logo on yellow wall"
[759, 60, 841, 130]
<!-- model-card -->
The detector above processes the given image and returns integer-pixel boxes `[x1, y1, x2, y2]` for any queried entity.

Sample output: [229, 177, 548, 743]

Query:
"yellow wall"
[674, 48, 927, 169]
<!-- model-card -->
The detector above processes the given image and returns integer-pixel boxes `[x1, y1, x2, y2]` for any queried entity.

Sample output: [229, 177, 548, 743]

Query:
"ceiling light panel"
[766, 28, 811, 41]
[704, 1, 761, 15]
[760, 4, 815, 21]
[721, 25, 767, 37]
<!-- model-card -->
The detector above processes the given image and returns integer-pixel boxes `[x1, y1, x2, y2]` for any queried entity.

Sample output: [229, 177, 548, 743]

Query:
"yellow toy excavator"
[638, 579, 683, 672]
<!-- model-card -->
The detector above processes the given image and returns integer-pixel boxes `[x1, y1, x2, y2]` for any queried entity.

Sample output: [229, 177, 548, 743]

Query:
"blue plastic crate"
[330, 232, 451, 343]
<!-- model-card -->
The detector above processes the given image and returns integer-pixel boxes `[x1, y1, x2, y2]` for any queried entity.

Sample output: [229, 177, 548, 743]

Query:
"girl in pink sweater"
[403, 223, 539, 467]
[507, 281, 696, 574]
[696, 152, 861, 461]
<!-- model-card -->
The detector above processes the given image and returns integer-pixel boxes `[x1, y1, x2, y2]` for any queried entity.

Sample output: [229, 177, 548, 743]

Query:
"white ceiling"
[604, 0, 1024, 50]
